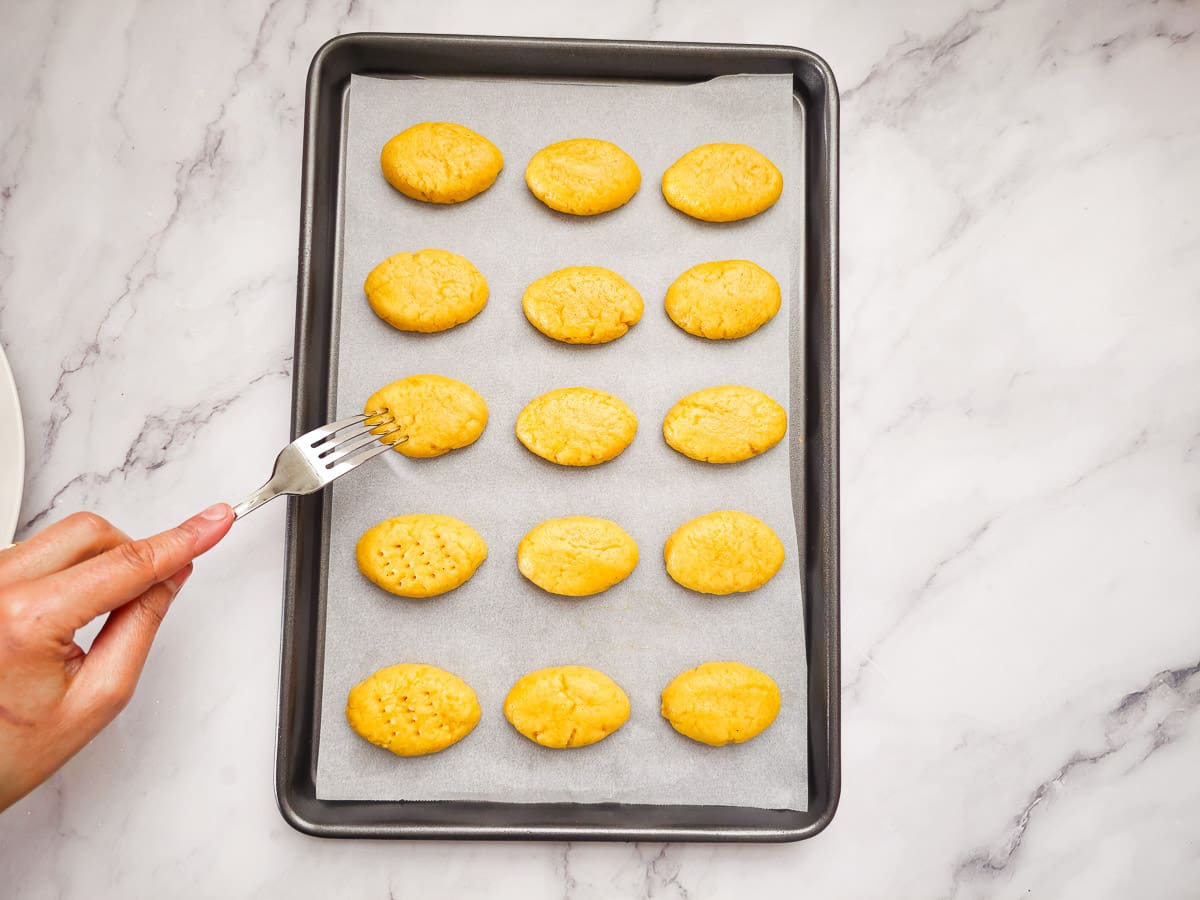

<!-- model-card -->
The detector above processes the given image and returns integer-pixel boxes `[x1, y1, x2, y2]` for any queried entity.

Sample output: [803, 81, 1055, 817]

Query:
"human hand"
[0, 504, 235, 811]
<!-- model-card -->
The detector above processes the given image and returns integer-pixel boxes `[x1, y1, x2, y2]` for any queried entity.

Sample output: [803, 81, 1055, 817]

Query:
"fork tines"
[309, 410, 407, 470]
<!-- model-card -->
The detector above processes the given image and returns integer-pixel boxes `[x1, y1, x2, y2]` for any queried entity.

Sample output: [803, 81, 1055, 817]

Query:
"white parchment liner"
[315, 73, 807, 810]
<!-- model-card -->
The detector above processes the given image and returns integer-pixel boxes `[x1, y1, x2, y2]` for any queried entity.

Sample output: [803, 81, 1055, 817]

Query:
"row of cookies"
[367, 375, 787, 466]
[382, 122, 782, 222]
[357, 510, 784, 599]
[366, 251, 781, 342]
[347, 661, 781, 757]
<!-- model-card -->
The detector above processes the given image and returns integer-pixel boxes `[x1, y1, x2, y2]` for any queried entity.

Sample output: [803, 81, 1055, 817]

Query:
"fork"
[231, 412, 406, 519]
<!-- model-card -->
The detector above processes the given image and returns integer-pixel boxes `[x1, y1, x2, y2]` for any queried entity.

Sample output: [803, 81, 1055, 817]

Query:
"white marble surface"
[1, 0, 1198, 895]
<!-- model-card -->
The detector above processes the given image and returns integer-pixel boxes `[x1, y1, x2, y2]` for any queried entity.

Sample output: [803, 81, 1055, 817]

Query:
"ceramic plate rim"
[0, 344, 25, 543]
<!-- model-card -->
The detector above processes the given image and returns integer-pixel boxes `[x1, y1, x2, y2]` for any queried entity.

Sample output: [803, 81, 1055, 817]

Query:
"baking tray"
[279, 32, 840, 842]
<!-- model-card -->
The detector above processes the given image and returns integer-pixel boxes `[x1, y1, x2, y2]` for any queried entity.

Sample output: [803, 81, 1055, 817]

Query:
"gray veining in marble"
[1, 0, 1199, 896]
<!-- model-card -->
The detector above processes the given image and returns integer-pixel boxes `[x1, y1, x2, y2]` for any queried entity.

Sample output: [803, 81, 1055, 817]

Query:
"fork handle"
[232, 479, 286, 519]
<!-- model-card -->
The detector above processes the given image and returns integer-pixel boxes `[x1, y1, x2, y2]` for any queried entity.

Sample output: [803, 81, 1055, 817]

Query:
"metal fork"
[231, 412, 406, 519]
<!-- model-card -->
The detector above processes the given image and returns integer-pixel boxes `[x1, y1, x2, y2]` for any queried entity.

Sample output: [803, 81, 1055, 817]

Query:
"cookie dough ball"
[518, 516, 638, 597]
[525, 138, 641, 215]
[516, 388, 637, 467]
[522, 266, 643, 344]
[663, 385, 786, 463]
[661, 661, 780, 746]
[664, 510, 784, 595]
[356, 514, 487, 598]
[366, 374, 488, 458]
[665, 260, 780, 339]
[346, 663, 481, 756]
[380, 122, 503, 203]
[505, 665, 630, 748]
[662, 143, 782, 222]
[365, 249, 488, 333]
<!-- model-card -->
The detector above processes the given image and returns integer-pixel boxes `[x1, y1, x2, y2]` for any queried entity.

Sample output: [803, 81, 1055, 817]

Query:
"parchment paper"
[315, 72, 808, 810]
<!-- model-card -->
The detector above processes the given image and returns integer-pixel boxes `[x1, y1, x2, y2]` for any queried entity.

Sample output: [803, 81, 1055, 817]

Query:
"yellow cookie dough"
[516, 388, 637, 467]
[662, 143, 783, 222]
[665, 260, 780, 339]
[517, 516, 638, 597]
[346, 663, 481, 756]
[660, 661, 780, 746]
[380, 122, 503, 203]
[664, 510, 784, 595]
[504, 665, 630, 748]
[365, 374, 488, 458]
[522, 266, 643, 344]
[663, 385, 787, 464]
[525, 138, 641, 215]
[364, 249, 488, 333]
[356, 514, 487, 598]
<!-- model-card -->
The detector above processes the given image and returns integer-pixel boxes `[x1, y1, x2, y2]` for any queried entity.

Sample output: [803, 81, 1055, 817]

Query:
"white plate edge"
[0, 344, 25, 543]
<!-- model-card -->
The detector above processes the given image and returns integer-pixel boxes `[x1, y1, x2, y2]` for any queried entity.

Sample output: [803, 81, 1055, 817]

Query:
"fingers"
[0, 512, 131, 587]
[42, 504, 234, 630]
[63, 565, 193, 729]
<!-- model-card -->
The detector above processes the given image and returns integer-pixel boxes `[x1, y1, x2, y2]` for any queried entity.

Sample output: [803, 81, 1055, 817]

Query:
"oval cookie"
[516, 388, 637, 467]
[522, 266, 643, 344]
[356, 514, 487, 598]
[364, 249, 488, 333]
[661, 661, 780, 746]
[525, 138, 641, 215]
[662, 143, 783, 222]
[380, 122, 503, 203]
[365, 374, 488, 458]
[663, 385, 786, 464]
[518, 516, 638, 596]
[664, 510, 784, 595]
[505, 665, 630, 748]
[346, 663, 481, 756]
[665, 260, 780, 339]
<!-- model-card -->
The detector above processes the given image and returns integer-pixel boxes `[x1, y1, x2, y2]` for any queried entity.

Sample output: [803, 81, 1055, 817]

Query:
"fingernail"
[165, 565, 193, 593]
[198, 503, 231, 521]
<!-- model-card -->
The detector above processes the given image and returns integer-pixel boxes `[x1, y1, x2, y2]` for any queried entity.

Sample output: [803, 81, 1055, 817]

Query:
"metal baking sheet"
[280, 33, 840, 841]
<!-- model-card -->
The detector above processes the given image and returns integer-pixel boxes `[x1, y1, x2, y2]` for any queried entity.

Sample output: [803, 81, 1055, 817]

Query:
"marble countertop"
[2, 0, 1198, 896]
